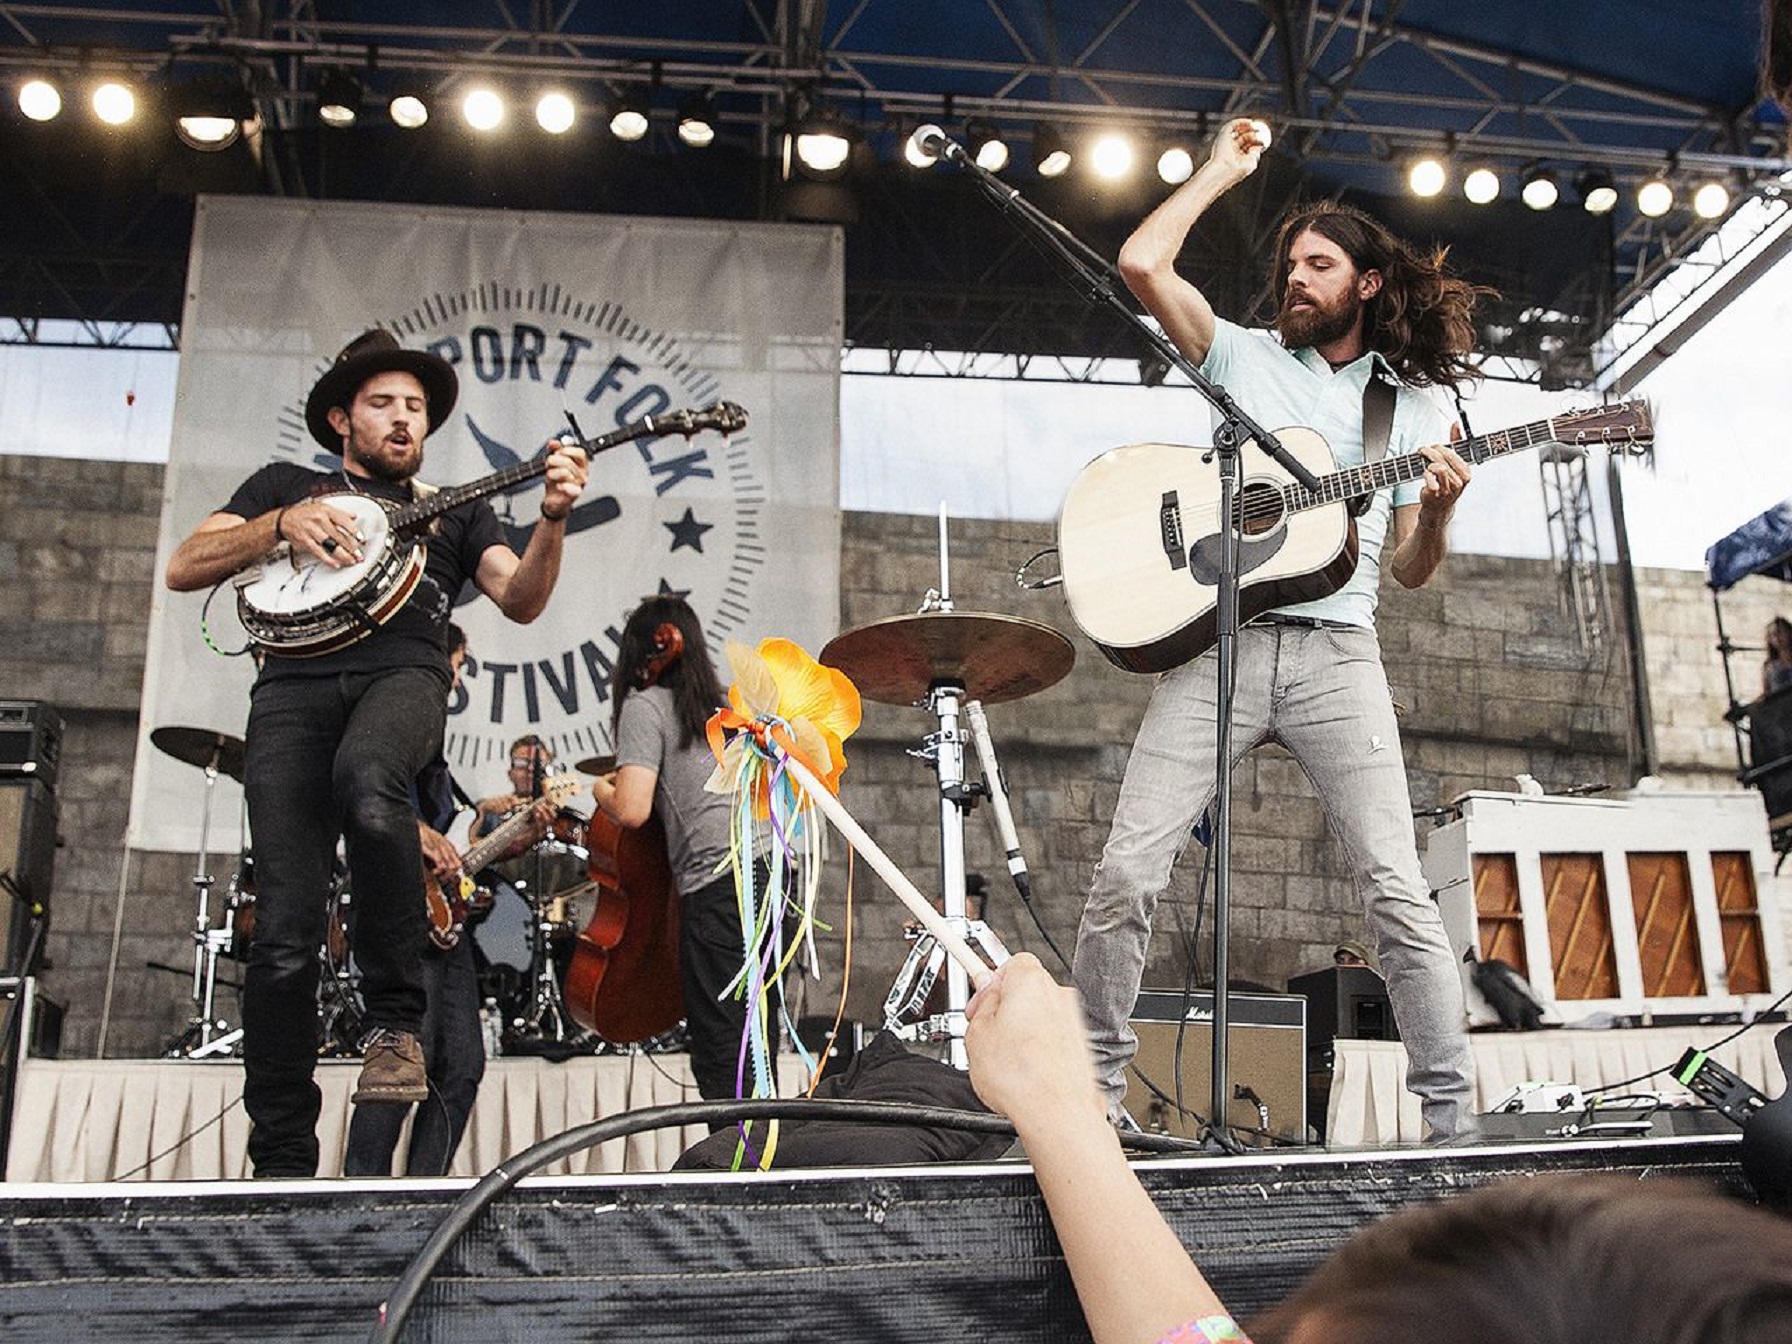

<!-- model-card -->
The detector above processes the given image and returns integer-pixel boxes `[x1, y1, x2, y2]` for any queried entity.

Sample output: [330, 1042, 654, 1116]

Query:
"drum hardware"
[820, 525, 1074, 1069]
[151, 726, 248, 1059]
[486, 805, 601, 1053]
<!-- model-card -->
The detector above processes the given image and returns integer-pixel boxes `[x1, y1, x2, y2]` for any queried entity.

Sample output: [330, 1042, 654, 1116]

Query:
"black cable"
[1580, 987, 1792, 1101]
[369, 1095, 1209, 1341]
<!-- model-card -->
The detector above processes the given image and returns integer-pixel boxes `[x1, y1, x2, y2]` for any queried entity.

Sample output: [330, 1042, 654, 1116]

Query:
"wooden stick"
[775, 745, 993, 989]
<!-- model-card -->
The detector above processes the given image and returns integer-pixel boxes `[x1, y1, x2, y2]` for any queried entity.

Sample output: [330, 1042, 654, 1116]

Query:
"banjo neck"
[382, 413, 687, 535]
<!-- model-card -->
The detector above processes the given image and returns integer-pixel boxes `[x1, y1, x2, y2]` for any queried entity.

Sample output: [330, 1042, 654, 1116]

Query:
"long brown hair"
[1269, 201, 1493, 390]
[609, 595, 725, 749]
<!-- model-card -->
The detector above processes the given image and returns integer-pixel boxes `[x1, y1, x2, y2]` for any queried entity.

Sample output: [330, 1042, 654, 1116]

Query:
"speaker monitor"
[1125, 989, 1306, 1143]
[0, 780, 57, 975]
[0, 702, 63, 793]
[1287, 965, 1399, 1047]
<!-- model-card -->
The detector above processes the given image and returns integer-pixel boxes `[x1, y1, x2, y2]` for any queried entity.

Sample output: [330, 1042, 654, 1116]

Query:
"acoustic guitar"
[1055, 400, 1653, 673]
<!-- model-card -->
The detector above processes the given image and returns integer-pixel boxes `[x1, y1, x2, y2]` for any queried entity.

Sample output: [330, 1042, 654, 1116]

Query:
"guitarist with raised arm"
[164, 329, 589, 1178]
[1074, 119, 1485, 1143]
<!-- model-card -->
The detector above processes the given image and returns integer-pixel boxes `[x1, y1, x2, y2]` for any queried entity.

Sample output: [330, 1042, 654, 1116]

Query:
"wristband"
[274, 506, 290, 542]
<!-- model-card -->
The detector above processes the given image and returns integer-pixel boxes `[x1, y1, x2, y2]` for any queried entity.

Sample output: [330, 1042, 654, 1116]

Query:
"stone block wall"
[0, 453, 1776, 1056]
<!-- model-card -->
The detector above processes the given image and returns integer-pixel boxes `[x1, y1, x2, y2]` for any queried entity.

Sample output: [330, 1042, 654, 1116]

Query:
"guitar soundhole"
[1234, 481, 1288, 537]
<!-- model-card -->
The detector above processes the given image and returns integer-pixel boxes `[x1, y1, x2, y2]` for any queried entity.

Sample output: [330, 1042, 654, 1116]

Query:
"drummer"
[471, 735, 563, 857]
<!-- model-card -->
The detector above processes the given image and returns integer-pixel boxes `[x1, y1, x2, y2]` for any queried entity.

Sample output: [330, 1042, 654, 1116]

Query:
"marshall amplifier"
[0, 702, 63, 794]
[1126, 988, 1307, 1144]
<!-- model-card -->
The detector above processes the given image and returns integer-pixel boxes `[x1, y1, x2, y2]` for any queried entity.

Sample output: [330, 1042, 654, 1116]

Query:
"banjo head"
[243, 494, 394, 616]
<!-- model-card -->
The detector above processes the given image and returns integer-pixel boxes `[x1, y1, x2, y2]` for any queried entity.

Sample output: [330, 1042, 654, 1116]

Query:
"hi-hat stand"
[153, 729, 245, 1059]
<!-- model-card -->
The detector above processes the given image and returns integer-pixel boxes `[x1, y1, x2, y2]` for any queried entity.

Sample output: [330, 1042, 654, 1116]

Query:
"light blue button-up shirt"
[1200, 318, 1452, 629]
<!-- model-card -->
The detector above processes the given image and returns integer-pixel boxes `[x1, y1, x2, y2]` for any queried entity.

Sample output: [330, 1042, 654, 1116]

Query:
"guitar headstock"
[543, 770, 586, 808]
[663, 401, 749, 438]
[1550, 399, 1654, 455]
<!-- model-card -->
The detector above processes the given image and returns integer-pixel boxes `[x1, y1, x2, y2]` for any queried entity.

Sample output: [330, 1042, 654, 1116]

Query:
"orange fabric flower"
[706, 638, 862, 810]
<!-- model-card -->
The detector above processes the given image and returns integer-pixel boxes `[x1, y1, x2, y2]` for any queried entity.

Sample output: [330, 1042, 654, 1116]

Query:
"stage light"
[903, 122, 936, 168]
[677, 90, 717, 147]
[1692, 180, 1731, 219]
[92, 80, 136, 126]
[172, 78, 256, 150]
[966, 119, 1009, 172]
[18, 79, 61, 122]
[316, 69, 361, 128]
[1090, 132, 1134, 180]
[535, 90, 575, 135]
[1407, 155, 1446, 198]
[389, 86, 429, 129]
[792, 112, 851, 177]
[1158, 145, 1195, 185]
[1033, 123, 1071, 178]
[1520, 166, 1559, 210]
[1637, 176, 1674, 217]
[462, 86, 504, 132]
[1577, 169, 1618, 215]
[608, 90, 648, 141]
[1463, 165, 1500, 204]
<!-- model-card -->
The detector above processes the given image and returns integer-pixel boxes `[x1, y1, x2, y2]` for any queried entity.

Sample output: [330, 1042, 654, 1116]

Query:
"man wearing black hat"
[166, 329, 589, 1178]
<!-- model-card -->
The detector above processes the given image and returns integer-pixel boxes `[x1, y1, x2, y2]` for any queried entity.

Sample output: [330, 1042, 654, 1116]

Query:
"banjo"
[234, 401, 747, 657]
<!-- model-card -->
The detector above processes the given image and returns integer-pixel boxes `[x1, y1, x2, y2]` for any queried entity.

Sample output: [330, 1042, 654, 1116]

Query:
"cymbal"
[573, 754, 617, 777]
[151, 726, 246, 782]
[820, 610, 1075, 706]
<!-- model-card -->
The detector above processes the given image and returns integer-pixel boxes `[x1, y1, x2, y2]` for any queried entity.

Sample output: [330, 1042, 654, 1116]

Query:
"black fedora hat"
[304, 328, 459, 452]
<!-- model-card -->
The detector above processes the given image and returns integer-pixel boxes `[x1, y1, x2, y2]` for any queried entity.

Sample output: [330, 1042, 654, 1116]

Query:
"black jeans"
[241, 667, 443, 1177]
[681, 864, 788, 1105]
[342, 936, 485, 1177]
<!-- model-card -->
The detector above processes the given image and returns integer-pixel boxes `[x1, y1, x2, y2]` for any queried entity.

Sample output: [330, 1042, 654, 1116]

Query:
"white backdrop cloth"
[132, 197, 842, 851]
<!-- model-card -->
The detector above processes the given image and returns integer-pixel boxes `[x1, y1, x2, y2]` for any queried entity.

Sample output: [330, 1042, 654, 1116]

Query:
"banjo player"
[164, 328, 589, 1179]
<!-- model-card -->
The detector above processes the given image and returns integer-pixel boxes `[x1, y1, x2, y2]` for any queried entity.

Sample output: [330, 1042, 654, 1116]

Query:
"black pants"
[680, 865, 787, 1104]
[342, 936, 485, 1177]
[240, 668, 442, 1178]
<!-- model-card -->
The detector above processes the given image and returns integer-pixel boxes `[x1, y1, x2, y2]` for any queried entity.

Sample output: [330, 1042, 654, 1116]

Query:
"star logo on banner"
[664, 507, 713, 553]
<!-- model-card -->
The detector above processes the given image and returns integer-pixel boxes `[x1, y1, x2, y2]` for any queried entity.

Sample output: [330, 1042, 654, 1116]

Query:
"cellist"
[588, 595, 747, 1103]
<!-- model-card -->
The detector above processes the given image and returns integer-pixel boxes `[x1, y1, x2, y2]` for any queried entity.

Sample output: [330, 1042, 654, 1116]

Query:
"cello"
[562, 624, 688, 1044]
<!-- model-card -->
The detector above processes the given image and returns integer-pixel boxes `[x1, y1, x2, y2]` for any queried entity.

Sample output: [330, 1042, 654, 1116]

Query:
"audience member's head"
[1251, 1174, 1792, 1344]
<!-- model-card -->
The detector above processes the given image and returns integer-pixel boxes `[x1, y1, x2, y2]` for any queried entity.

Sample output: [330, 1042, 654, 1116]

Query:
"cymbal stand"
[511, 846, 576, 1045]
[166, 752, 241, 1058]
[881, 578, 1011, 1069]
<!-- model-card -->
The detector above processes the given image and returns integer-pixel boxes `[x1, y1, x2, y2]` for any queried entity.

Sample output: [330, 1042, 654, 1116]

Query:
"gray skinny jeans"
[1072, 621, 1475, 1140]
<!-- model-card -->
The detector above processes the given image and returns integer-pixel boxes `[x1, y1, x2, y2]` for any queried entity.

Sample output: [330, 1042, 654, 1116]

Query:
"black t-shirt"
[222, 463, 505, 684]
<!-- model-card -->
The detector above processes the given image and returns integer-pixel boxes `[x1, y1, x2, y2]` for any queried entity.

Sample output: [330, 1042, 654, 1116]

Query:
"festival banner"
[131, 196, 841, 851]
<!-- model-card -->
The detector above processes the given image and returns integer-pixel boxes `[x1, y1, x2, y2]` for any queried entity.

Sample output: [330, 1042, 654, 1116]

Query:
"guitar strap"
[1350, 371, 1398, 518]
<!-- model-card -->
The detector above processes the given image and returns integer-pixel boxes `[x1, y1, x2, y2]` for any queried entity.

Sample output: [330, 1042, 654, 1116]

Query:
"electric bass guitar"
[234, 401, 748, 656]
[1056, 401, 1653, 674]
[424, 772, 584, 951]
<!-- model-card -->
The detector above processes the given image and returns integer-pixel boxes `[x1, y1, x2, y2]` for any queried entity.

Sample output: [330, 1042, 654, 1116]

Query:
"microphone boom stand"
[930, 133, 1319, 1146]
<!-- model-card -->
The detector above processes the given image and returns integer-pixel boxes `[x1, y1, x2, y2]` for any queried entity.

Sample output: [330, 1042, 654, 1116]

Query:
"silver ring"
[322, 537, 339, 554]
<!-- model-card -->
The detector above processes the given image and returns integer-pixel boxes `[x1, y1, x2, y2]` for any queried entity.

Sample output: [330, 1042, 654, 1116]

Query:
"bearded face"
[1275, 282, 1363, 350]
[1273, 226, 1376, 354]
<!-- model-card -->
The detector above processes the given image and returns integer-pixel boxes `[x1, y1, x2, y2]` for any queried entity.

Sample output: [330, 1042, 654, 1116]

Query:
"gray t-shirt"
[613, 685, 732, 897]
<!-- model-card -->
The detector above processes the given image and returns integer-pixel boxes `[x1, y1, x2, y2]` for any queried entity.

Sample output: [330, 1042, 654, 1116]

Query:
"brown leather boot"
[352, 1027, 428, 1104]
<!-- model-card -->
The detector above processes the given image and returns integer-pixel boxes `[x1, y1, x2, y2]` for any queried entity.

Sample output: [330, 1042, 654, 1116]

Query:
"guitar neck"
[460, 781, 579, 871]
[1285, 415, 1565, 515]
[387, 415, 668, 533]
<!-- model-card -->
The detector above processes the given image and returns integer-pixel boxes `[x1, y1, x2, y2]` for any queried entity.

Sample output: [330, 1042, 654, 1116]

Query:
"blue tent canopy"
[1706, 502, 1792, 591]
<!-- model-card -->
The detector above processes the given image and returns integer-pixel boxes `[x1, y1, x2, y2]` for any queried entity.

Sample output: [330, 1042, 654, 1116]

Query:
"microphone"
[907, 123, 960, 166]
[964, 700, 1031, 900]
